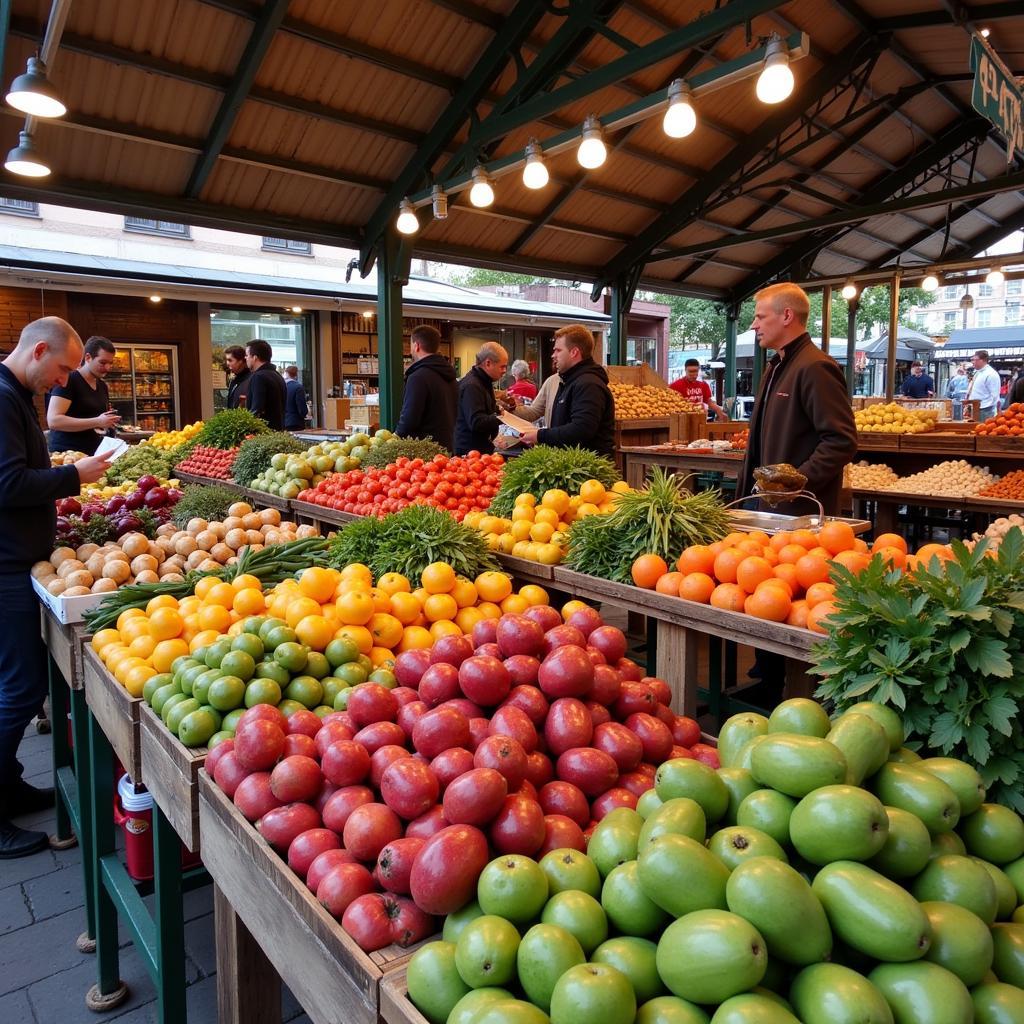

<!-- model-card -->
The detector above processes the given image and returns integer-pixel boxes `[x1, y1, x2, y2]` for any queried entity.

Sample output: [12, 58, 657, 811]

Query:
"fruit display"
[171, 484, 247, 528]
[77, 477, 180, 504]
[50, 450, 88, 466]
[855, 402, 940, 433]
[173, 445, 241, 480]
[608, 383, 703, 419]
[402, 696, 1024, 1024]
[489, 447, 618, 518]
[849, 460, 900, 489]
[297, 452, 504, 521]
[979, 470, 1024, 500]
[975, 403, 1024, 436]
[565, 469, 731, 584]
[249, 432, 392, 499]
[729, 429, 749, 451]
[972, 514, 1024, 551]
[103, 441, 180, 486]
[54, 477, 182, 548]
[892, 459, 996, 497]
[144, 421, 204, 451]
[229, 432, 308, 488]
[469, 482, 627, 565]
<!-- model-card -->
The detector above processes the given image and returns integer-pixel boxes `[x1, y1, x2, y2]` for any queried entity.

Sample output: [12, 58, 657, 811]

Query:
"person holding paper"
[1, 317, 112, 858]
[46, 335, 121, 454]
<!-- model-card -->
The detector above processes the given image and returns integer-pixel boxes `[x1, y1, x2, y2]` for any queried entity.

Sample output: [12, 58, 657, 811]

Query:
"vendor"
[670, 358, 729, 419]
[45, 335, 121, 454]
[900, 361, 934, 399]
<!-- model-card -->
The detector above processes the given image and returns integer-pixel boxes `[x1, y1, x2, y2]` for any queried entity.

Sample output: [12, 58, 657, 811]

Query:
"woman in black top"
[46, 336, 121, 453]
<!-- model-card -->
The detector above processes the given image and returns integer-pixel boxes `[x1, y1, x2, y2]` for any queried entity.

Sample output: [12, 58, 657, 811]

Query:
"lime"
[313, 705, 333, 719]
[258, 617, 288, 643]
[193, 668, 223, 705]
[254, 660, 290, 686]
[204, 639, 233, 669]
[220, 650, 256, 682]
[222, 708, 246, 733]
[143, 673, 173, 705]
[197, 705, 223, 731]
[333, 662, 368, 687]
[325, 637, 360, 667]
[369, 669, 397, 689]
[333, 688, 352, 711]
[171, 655, 197, 677]
[274, 642, 308, 673]
[151, 681, 182, 714]
[165, 696, 200, 732]
[241, 615, 268, 637]
[356, 654, 373, 675]
[245, 678, 282, 708]
[180, 663, 208, 696]
[178, 708, 218, 747]
[208, 675, 247, 712]
[208, 730, 234, 749]
[321, 678, 348, 707]
[305, 651, 330, 680]
[264, 625, 297, 651]
[285, 675, 324, 710]
[231, 633, 265, 661]
[190, 646, 210, 666]
[277, 699, 306, 719]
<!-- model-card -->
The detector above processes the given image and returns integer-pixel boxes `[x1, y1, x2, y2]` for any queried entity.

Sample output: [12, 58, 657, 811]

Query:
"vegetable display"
[359, 436, 447, 468]
[144, 421, 203, 450]
[979, 470, 1024, 499]
[489, 446, 618, 518]
[103, 443, 179, 486]
[249, 433, 392, 498]
[230, 432, 307, 487]
[171, 484, 247, 528]
[608, 382, 702, 418]
[192, 408, 269, 449]
[855, 402, 939, 434]
[174, 445, 240, 480]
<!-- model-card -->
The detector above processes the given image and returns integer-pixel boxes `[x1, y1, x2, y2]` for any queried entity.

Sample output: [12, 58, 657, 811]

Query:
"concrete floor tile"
[183, 914, 216, 981]
[0, 883, 33, 935]
[26, 952, 154, 1024]
[0, 845, 58, 888]
[0, 907, 92, 995]
[23, 869, 84, 923]
[0, 987, 35, 1024]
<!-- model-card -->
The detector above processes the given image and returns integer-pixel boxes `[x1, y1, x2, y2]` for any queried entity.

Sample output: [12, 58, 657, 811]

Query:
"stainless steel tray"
[727, 509, 872, 535]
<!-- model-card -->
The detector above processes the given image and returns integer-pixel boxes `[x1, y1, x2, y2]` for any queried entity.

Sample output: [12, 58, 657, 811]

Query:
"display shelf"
[83, 646, 142, 783]
[618, 446, 743, 489]
[380, 970, 429, 1024]
[42, 605, 89, 691]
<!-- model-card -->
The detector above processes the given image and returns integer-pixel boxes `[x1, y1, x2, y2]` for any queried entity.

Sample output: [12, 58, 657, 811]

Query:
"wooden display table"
[618, 446, 743, 489]
[289, 499, 359, 529]
[242, 486, 292, 512]
[83, 646, 142, 782]
[173, 471, 245, 492]
[381, 969, 429, 1024]
[199, 772, 425, 1024]
[851, 487, 1022, 536]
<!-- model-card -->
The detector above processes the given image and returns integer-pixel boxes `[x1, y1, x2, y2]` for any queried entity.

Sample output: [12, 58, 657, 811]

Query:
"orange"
[794, 554, 831, 590]
[335, 590, 376, 626]
[430, 620, 462, 640]
[677, 545, 716, 576]
[853, 538, 869, 553]
[769, 530, 794, 553]
[193, 576, 219, 601]
[746, 531, 771, 548]
[786, 599, 810, 628]
[655, 572, 684, 596]
[451, 578, 479, 609]
[455, 606, 485, 634]
[679, 572, 715, 604]
[412, 587, 430, 607]
[713, 548, 745, 585]
[423, 593, 459, 623]
[773, 563, 801, 595]
[710, 582, 747, 612]
[819, 521, 856, 555]
[831, 550, 870, 575]
[534, 507, 560, 528]
[707, 541, 726, 558]
[148, 607, 184, 641]
[368, 587, 393, 614]
[151, 638, 189, 673]
[745, 586, 791, 622]
[500, 594, 530, 615]
[390, 592, 422, 626]
[777, 543, 809, 565]
[335, 624, 373, 655]
[232, 587, 266, 616]
[761, 547, 779, 566]
[368, 613, 404, 649]
[178, 596, 201, 618]
[632, 554, 669, 589]
[369, 647, 397, 668]
[145, 594, 178, 615]
[123, 662, 158, 698]
[230, 573, 262, 592]
[736, 539, 766, 557]
[561, 600, 589, 621]
[295, 614, 334, 650]
[722, 532, 748, 548]
[874, 545, 907, 571]
[475, 571, 513, 603]
[91, 629, 122, 655]
[341, 563, 373, 586]
[285, 596, 323, 628]
[806, 546, 832, 561]
[189, 629, 222, 653]
[476, 601, 502, 620]
[791, 529, 820, 550]
[757, 576, 794, 598]
[398, 625, 434, 652]
[736, 556, 774, 594]
[916, 543, 952, 564]
[377, 572, 411, 595]
[198, 603, 231, 633]
[807, 600, 840, 634]
[872, 533, 908, 555]
[120, 617, 152, 644]
[804, 582, 837, 608]
[128, 635, 158, 660]
[204, 581, 237, 609]
[298, 566, 339, 602]
[518, 584, 549, 607]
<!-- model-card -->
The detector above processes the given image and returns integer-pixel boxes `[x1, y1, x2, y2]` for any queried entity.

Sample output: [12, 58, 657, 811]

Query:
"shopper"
[967, 350, 1001, 422]
[497, 369, 561, 454]
[244, 340, 287, 430]
[946, 366, 969, 400]
[395, 325, 458, 450]
[455, 342, 507, 455]
[224, 346, 251, 409]
[506, 360, 538, 401]
[45, 335, 121, 454]
[1, 317, 112, 857]
[900, 361, 934, 399]
[283, 365, 310, 431]
[518, 324, 615, 458]
[670, 358, 729, 419]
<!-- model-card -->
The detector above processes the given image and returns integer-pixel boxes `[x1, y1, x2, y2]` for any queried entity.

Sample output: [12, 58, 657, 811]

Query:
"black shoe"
[6, 781, 56, 817]
[0, 818, 49, 859]
[34, 716, 51, 735]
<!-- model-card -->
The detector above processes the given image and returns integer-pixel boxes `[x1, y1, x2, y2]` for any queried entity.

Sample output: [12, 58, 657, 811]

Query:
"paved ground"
[0, 724, 311, 1024]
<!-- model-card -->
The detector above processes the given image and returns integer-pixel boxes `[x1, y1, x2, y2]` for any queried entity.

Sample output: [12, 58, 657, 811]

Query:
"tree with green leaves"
[449, 268, 553, 288]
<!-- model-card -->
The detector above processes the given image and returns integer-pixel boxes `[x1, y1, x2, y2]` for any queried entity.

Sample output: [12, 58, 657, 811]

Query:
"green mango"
[158, 691, 189, 723]
[717, 768, 760, 825]
[750, 735, 847, 798]
[868, 962, 973, 1024]
[919, 900, 994, 987]
[888, 747, 923, 764]
[736, 790, 796, 847]
[789, 962, 894, 1024]
[636, 789, 663, 819]
[767, 698, 830, 738]
[592, 936, 664, 1004]
[972, 858, 1020, 920]
[931, 831, 967, 858]
[919, 757, 986, 816]
[164, 697, 200, 735]
[637, 834, 729, 917]
[655, 759, 729, 823]
[972, 981, 1024, 1024]
[709, 993, 800, 1024]
[733, 735, 768, 770]
[150, 680, 182, 715]
[638, 798, 707, 850]
[911, 854, 998, 924]
[601, 861, 669, 938]
[708, 826, 787, 872]
[827, 712, 891, 785]
[868, 806, 932, 879]
[844, 701, 903, 750]
[812, 861, 932, 962]
[717, 713, 769, 768]
[871, 762, 961, 835]
[725, 857, 831, 965]
[177, 708, 218, 748]
[589, 814, 642, 879]
[143, 672, 172, 706]
[789, 785, 889, 865]
[991, 923, 1024, 988]
[1004, 856, 1024, 903]
[636, 996, 709, 1024]
[960, 804, 1024, 865]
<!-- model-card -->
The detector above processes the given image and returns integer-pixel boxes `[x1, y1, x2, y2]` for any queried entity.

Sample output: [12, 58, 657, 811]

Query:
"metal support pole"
[608, 285, 627, 366]
[846, 298, 860, 396]
[724, 305, 739, 414]
[820, 285, 832, 355]
[376, 230, 411, 430]
[886, 272, 902, 400]
[153, 807, 187, 1024]
[752, 340, 767, 394]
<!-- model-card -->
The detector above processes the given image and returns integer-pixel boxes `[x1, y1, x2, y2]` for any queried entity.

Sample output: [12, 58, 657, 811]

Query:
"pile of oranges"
[974, 404, 1024, 437]
[631, 524, 948, 634]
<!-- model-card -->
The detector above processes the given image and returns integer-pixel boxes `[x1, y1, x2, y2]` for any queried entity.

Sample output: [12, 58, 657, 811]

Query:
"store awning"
[934, 325, 1024, 359]
[860, 326, 937, 363]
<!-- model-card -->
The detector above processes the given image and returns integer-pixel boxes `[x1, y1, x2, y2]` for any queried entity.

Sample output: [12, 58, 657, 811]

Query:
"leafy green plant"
[325, 516, 385, 571]
[813, 529, 1024, 811]
[104, 444, 178, 485]
[565, 468, 730, 583]
[231, 432, 306, 486]
[490, 445, 619, 517]
[170, 484, 241, 528]
[194, 409, 269, 449]
[360, 437, 447, 468]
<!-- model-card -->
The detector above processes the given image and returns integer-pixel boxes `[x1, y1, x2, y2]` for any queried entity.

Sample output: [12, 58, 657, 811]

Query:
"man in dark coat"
[739, 283, 857, 518]
[395, 325, 458, 450]
[519, 324, 615, 459]
[244, 340, 287, 430]
[224, 346, 251, 409]
[454, 342, 507, 455]
[283, 365, 309, 430]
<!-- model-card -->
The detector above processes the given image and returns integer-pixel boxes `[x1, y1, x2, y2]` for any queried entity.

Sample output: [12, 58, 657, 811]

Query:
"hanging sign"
[970, 33, 1024, 162]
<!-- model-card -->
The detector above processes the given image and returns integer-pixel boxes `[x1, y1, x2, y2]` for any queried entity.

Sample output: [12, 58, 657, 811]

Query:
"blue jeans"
[0, 572, 48, 803]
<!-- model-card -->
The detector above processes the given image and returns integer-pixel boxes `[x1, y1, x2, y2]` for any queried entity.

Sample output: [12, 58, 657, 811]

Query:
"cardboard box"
[323, 398, 352, 430]
[32, 575, 105, 625]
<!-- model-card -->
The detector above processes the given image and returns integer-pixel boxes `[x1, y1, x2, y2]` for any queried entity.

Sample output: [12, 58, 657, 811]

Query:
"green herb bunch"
[104, 444, 178, 485]
[194, 409, 269, 450]
[170, 484, 242, 528]
[489, 445, 618, 517]
[231, 432, 307, 486]
[360, 437, 448, 468]
[326, 516, 385, 571]
[565, 468, 730, 583]
[813, 529, 1024, 811]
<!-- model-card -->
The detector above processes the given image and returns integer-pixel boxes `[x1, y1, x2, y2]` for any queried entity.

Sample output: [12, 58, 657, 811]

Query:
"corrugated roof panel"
[519, 230, 625, 268]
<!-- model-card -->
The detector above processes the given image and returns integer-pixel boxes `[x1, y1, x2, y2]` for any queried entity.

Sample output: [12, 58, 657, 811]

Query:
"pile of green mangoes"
[406, 699, 1024, 1024]
[249, 430, 392, 500]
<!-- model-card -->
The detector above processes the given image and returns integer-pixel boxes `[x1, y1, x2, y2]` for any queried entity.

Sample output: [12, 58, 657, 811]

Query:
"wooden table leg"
[214, 885, 282, 1024]
[653, 621, 699, 717]
[874, 498, 898, 534]
[784, 659, 815, 700]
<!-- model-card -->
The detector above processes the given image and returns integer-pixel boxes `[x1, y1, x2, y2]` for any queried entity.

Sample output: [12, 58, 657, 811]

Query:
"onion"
[120, 533, 150, 559]
[195, 530, 218, 551]
[134, 570, 160, 584]
[228, 502, 253, 518]
[187, 518, 208, 535]
[76, 543, 100, 561]
[130, 554, 159, 576]
[259, 508, 281, 526]
[63, 586, 92, 597]
[102, 560, 131, 584]
[50, 546, 77, 567]
[91, 578, 117, 593]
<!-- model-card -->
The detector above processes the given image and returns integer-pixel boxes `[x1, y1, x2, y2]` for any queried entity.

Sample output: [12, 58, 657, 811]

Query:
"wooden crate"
[899, 432, 977, 452]
[495, 554, 556, 582]
[242, 487, 291, 512]
[856, 432, 901, 450]
[607, 364, 670, 388]
[139, 701, 206, 853]
[198, 772, 422, 1024]
[976, 436, 1024, 453]
[380, 970, 430, 1024]
[83, 646, 142, 782]
[42, 607, 88, 690]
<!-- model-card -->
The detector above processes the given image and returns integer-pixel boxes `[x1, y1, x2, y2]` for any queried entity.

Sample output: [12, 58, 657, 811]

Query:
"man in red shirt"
[670, 359, 728, 419]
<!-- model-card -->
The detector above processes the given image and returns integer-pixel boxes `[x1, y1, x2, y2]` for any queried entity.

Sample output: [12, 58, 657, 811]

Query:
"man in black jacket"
[225, 346, 251, 409]
[244, 340, 287, 430]
[396, 325, 458, 450]
[519, 325, 615, 458]
[455, 342, 508, 455]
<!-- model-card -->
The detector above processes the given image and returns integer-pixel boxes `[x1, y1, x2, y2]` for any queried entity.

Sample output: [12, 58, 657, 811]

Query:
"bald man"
[1, 317, 112, 858]
[455, 341, 508, 455]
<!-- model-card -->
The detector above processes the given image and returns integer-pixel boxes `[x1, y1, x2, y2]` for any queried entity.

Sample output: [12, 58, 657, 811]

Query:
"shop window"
[977, 309, 993, 328]
[979, 283, 994, 297]
[124, 217, 190, 238]
[1007, 280, 1022, 297]
[262, 236, 312, 255]
[1007, 304, 1021, 325]
[0, 197, 39, 216]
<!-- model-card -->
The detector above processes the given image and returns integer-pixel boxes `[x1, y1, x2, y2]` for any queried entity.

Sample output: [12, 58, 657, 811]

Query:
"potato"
[104, 549, 130, 564]
[246, 529, 264, 546]
[155, 535, 175, 554]
[130, 554, 159, 576]
[210, 543, 234, 564]
[186, 550, 207, 571]
[262, 529, 281, 545]
[165, 554, 186, 570]
[50, 546, 77, 567]
[91, 578, 118, 593]
[225, 528, 247, 550]
[102, 560, 131, 584]
[156, 522, 177, 537]
[148, 543, 166, 564]
[121, 533, 150, 558]
[63, 586, 92, 597]
[160, 572, 185, 583]
[198, 558, 221, 572]
[76, 543, 100, 562]
[279, 520, 297, 532]
[195, 530, 217, 552]
[57, 558, 86, 579]
[187, 518, 208, 535]
[296, 525, 319, 539]
[259, 508, 281, 527]
[228, 502, 253, 518]
[241, 512, 262, 531]
[84, 553, 106, 577]
[31, 560, 54, 579]
[222, 516, 244, 531]
[208, 522, 226, 541]
[175, 534, 198, 557]
[65, 569, 94, 589]
[47, 577, 68, 595]
[134, 570, 160, 585]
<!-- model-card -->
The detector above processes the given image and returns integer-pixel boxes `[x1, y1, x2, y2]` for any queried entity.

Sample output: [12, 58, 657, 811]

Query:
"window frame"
[0, 197, 40, 217]
[124, 217, 191, 238]
[261, 236, 313, 256]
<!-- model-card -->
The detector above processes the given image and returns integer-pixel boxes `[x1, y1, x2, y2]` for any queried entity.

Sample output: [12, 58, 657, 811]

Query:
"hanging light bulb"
[469, 166, 494, 208]
[986, 268, 1005, 287]
[663, 80, 697, 138]
[290, 306, 303, 313]
[841, 281, 858, 300]
[522, 141, 549, 189]
[4, 131, 50, 177]
[5, 57, 66, 118]
[396, 198, 419, 235]
[756, 37, 795, 104]
[149, 294, 162, 304]
[577, 115, 607, 169]
[981, 27, 991, 38]
[431, 185, 448, 220]
[921, 273, 939, 292]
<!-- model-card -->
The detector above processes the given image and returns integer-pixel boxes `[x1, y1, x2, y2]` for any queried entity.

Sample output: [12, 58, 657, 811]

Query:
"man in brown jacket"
[739, 282, 857, 517]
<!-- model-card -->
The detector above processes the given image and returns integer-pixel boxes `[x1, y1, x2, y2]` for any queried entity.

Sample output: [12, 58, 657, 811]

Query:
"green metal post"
[153, 807, 187, 1024]
[48, 656, 73, 843]
[724, 305, 738, 414]
[886, 274, 901, 400]
[70, 686, 97, 945]
[609, 283, 627, 365]
[846, 298, 860, 395]
[377, 230, 411, 430]
[820, 285, 832, 355]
